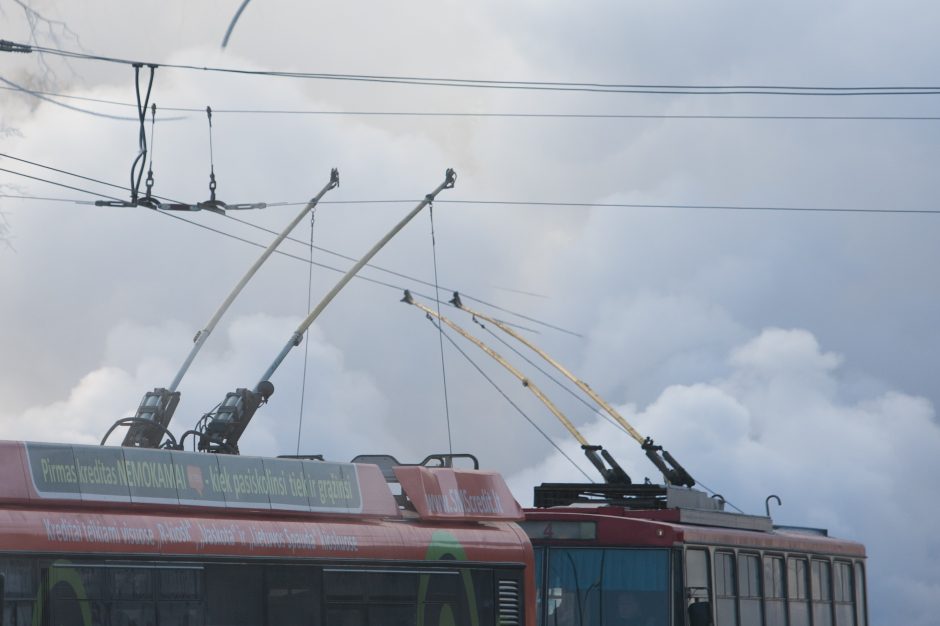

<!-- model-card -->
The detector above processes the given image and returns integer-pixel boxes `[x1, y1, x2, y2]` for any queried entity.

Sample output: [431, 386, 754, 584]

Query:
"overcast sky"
[2, 1, 939, 623]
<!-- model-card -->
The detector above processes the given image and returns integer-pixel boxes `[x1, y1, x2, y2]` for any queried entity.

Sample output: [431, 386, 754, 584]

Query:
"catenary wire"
[5, 190, 940, 217]
[6, 85, 940, 120]
[12, 41, 940, 96]
[0, 160, 577, 336]
[242, 198, 940, 215]
[438, 199, 940, 215]
[0, 153, 574, 335]
[0, 160, 576, 337]
[0, 152, 146, 195]
[217, 212, 546, 335]
[0, 76, 185, 121]
[0, 167, 125, 201]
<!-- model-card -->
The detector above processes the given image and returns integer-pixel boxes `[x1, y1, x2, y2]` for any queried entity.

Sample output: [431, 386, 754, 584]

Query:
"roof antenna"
[104, 168, 341, 449]
[449, 291, 695, 488]
[194, 169, 456, 454]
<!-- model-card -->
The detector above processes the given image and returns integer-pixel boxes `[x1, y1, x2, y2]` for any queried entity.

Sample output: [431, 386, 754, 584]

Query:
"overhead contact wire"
[13, 42, 940, 96]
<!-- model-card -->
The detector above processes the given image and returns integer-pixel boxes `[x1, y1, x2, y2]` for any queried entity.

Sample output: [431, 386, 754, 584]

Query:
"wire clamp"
[0, 40, 32, 54]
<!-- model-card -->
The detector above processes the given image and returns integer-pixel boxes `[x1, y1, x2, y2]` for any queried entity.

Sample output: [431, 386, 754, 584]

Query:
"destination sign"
[517, 520, 597, 541]
[395, 466, 524, 521]
[24, 442, 367, 514]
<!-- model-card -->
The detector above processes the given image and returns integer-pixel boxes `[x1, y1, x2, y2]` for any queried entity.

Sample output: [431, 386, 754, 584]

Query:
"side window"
[544, 548, 669, 626]
[811, 560, 833, 626]
[157, 568, 204, 626]
[762, 555, 787, 626]
[0, 559, 37, 626]
[832, 561, 855, 626]
[49, 565, 110, 626]
[737, 554, 762, 626]
[44, 563, 203, 626]
[267, 566, 319, 626]
[419, 569, 495, 626]
[787, 557, 810, 626]
[110, 568, 155, 626]
[206, 565, 263, 626]
[853, 562, 867, 626]
[545, 548, 602, 626]
[685, 548, 712, 625]
[714, 551, 737, 626]
[323, 568, 493, 626]
[601, 549, 669, 626]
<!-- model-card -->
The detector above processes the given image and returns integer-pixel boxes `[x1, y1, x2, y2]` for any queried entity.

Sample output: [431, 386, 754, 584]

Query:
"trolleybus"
[522, 483, 866, 626]
[0, 441, 534, 626]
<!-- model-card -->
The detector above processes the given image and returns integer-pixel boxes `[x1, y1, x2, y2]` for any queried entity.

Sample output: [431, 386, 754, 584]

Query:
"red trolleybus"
[0, 441, 534, 626]
[521, 484, 867, 626]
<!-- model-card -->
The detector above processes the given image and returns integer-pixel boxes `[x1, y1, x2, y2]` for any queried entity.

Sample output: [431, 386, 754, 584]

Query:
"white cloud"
[0, 314, 394, 460]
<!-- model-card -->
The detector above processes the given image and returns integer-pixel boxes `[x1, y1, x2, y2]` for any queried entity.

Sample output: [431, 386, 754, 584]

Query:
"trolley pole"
[118, 169, 340, 449]
[198, 169, 456, 454]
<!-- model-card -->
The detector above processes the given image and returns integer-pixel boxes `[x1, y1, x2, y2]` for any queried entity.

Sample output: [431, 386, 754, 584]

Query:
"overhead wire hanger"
[91, 73, 267, 214]
[95, 63, 157, 207]
[136, 103, 162, 209]
[162, 106, 266, 214]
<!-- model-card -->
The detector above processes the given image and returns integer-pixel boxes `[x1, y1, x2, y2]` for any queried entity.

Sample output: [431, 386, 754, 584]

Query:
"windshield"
[535, 547, 670, 626]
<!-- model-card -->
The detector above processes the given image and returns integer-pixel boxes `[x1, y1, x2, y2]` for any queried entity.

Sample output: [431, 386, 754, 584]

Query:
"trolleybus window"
[323, 567, 497, 626]
[206, 564, 262, 626]
[714, 551, 737, 626]
[111, 568, 155, 626]
[811, 559, 833, 626]
[737, 553, 762, 626]
[853, 563, 867, 626]
[157, 568, 203, 626]
[788, 557, 810, 626]
[0, 559, 35, 626]
[684, 549, 711, 626]
[48, 564, 109, 626]
[266, 565, 319, 626]
[539, 548, 668, 626]
[833, 561, 855, 626]
[763, 555, 786, 626]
